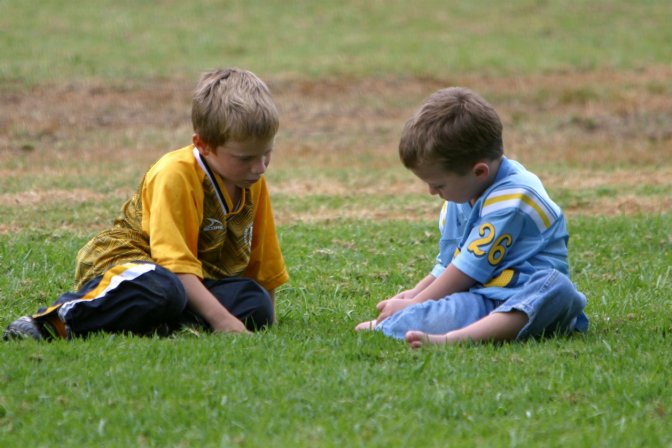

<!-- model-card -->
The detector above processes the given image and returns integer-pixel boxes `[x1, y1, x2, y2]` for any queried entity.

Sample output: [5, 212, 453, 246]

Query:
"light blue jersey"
[431, 157, 570, 301]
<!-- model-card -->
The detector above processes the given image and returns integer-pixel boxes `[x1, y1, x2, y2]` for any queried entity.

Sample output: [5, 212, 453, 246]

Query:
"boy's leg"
[405, 311, 529, 348]
[24, 262, 186, 339]
[406, 269, 588, 347]
[185, 277, 274, 331]
[494, 268, 588, 339]
[375, 292, 497, 340]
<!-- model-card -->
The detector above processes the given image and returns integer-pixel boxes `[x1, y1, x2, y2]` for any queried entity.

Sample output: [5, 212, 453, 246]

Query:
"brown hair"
[192, 68, 279, 148]
[399, 87, 503, 174]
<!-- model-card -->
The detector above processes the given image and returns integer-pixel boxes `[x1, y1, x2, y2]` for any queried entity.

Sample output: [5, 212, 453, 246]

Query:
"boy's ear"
[472, 161, 490, 179]
[192, 134, 210, 155]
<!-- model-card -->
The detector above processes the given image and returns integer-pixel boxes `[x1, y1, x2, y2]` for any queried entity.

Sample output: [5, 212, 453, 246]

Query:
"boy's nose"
[252, 159, 267, 175]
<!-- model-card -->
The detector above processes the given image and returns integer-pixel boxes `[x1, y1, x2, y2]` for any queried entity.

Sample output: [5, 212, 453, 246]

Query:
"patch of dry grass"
[1, 66, 671, 234]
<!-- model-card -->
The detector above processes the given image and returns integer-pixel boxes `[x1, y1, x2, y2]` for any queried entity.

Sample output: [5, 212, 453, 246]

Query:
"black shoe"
[3, 316, 44, 340]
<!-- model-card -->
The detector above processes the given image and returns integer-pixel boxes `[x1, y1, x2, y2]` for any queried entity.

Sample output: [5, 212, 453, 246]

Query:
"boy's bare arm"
[355, 274, 438, 331]
[390, 274, 436, 300]
[177, 274, 250, 334]
[410, 264, 475, 303]
[376, 264, 475, 322]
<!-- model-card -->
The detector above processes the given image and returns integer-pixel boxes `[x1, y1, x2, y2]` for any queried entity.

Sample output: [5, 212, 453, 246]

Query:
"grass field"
[1, 1, 671, 446]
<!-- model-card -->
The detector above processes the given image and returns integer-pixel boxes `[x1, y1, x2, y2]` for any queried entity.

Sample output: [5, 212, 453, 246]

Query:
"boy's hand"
[390, 289, 416, 301]
[211, 315, 251, 334]
[178, 274, 251, 335]
[376, 298, 414, 323]
[354, 319, 377, 331]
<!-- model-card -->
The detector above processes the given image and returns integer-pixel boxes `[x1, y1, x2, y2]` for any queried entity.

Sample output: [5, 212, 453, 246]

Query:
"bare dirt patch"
[1, 66, 671, 233]
[0, 188, 112, 207]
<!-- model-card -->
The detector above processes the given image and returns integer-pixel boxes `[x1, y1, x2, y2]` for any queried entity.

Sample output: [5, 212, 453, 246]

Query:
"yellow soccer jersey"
[74, 145, 288, 292]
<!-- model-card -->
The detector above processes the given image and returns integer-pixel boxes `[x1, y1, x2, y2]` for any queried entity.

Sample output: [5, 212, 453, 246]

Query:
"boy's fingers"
[376, 310, 391, 323]
[354, 320, 377, 331]
[376, 300, 388, 311]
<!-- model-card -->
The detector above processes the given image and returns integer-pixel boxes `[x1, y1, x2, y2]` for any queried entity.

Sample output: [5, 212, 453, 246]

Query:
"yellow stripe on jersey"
[482, 190, 552, 231]
[439, 201, 448, 229]
[484, 268, 515, 288]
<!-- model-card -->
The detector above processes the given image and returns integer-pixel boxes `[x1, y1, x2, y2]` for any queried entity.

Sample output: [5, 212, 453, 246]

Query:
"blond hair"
[399, 87, 503, 174]
[192, 68, 279, 147]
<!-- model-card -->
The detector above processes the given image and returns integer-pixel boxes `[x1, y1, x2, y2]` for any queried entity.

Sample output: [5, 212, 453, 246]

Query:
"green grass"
[2, 0, 671, 445]
[1, 216, 671, 447]
[1, 0, 671, 83]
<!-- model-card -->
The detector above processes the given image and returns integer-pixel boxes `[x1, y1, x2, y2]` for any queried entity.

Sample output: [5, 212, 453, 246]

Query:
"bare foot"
[354, 320, 377, 331]
[405, 330, 449, 348]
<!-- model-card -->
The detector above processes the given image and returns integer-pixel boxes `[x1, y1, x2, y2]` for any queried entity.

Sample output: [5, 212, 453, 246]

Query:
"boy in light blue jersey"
[355, 87, 588, 347]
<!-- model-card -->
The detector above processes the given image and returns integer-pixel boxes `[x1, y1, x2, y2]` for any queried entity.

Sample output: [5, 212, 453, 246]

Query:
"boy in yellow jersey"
[4, 68, 288, 340]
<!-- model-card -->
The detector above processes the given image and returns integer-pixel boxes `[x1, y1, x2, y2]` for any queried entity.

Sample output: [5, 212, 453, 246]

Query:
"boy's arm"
[410, 264, 475, 303]
[390, 274, 436, 300]
[376, 264, 475, 322]
[178, 274, 250, 334]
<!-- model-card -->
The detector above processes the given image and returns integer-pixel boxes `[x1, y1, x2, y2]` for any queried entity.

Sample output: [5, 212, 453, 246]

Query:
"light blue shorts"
[376, 269, 588, 340]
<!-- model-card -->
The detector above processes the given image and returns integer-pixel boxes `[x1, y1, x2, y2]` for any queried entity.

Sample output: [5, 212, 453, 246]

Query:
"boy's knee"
[242, 282, 274, 331]
[208, 277, 275, 331]
[520, 269, 588, 337]
[147, 264, 188, 316]
[548, 270, 586, 314]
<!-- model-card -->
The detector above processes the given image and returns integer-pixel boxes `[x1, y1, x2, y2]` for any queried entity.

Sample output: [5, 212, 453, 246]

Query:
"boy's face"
[197, 136, 274, 189]
[412, 161, 488, 204]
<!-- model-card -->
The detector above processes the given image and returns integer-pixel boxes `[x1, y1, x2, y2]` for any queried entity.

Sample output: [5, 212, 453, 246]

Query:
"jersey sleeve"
[451, 185, 559, 284]
[141, 164, 204, 277]
[243, 177, 289, 291]
[451, 209, 526, 284]
[431, 201, 469, 278]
